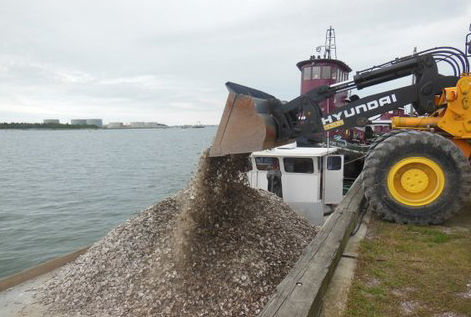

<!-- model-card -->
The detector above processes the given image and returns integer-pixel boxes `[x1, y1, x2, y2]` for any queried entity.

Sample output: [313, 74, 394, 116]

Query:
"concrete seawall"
[260, 179, 364, 317]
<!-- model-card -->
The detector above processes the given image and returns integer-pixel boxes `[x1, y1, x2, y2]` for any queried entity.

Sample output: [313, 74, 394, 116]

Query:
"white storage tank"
[108, 122, 124, 128]
[86, 119, 103, 128]
[144, 122, 159, 128]
[71, 119, 87, 125]
[130, 122, 145, 128]
[43, 119, 60, 124]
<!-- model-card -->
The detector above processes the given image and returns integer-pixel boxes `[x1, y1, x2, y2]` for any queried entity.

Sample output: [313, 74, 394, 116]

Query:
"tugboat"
[295, 26, 356, 146]
[295, 26, 371, 180]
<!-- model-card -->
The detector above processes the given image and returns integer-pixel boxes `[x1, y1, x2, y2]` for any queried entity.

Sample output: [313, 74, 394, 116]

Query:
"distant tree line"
[0, 122, 100, 129]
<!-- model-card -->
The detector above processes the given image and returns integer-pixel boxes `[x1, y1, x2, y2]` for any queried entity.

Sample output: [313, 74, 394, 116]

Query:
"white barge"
[248, 143, 344, 225]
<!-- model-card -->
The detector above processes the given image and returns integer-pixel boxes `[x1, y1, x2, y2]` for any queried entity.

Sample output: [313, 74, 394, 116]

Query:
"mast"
[317, 26, 337, 60]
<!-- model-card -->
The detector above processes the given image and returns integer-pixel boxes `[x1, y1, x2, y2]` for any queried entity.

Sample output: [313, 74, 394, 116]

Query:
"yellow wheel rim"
[387, 157, 445, 206]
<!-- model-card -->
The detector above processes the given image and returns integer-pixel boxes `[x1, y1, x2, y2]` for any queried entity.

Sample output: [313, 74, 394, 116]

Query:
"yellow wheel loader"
[210, 35, 471, 224]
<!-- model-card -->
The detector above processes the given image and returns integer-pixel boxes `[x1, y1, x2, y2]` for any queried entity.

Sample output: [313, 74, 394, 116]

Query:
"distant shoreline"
[0, 123, 218, 130]
[0, 123, 99, 130]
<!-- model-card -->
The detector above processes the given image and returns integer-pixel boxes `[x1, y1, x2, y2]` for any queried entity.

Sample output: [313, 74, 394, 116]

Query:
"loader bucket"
[209, 82, 293, 157]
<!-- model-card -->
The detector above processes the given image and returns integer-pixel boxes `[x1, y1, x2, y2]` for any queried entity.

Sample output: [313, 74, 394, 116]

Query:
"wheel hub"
[400, 168, 429, 193]
[387, 157, 445, 206]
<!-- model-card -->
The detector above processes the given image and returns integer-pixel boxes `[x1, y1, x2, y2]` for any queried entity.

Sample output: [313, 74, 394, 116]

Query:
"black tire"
[365, 130, 405, 159]
[362, 130, 471, 224]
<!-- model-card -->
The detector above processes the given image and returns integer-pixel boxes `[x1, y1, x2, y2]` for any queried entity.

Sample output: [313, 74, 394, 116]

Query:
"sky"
[1, 0, 470, 125]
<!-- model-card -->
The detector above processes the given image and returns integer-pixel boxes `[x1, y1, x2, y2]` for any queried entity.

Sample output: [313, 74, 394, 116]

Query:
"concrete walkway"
[320, 209, 371, 317]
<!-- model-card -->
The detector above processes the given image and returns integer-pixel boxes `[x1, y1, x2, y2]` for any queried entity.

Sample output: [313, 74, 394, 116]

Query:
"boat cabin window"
[312, 66, 321, 79]
[331, 67, 337, 80]
[283, 157, 314, 174]
[327, 156, 342, 170]
[321, 66, 331, 79]
[254, 157, 279, 171]
[303, 67, 311, 81]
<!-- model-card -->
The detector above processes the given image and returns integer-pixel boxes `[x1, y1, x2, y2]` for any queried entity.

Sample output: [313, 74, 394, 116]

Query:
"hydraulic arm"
[210, 48, 467, 157]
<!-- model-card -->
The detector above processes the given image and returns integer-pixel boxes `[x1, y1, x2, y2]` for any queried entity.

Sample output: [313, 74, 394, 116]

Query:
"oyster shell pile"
[39, 150, 317, 316]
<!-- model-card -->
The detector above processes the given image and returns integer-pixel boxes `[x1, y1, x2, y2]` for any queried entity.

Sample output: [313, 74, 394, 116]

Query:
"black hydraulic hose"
[433, 47, 469, 71]
[420, 47, 469, 72]
[433, 55, 459, 76]
[358, 54, 417, 73]
[429, 50, 465, 74]
[432, 52, 462, 72]
[358, 47, 469, 76]
[326, 47, 468, 97]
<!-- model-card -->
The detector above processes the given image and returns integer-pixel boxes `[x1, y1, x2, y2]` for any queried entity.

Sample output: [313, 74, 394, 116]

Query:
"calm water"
[0, 127, 216, 279]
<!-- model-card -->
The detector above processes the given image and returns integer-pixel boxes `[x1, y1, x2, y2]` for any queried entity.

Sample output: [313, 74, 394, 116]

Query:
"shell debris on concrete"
[37, 150, 317, 316]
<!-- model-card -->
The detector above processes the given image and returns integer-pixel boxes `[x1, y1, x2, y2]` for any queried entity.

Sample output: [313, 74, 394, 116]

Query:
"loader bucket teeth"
[209, 83, 292, 157]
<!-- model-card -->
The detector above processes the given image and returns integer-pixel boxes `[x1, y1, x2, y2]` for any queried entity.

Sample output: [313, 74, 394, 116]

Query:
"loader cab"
[247, 144, 344, 226]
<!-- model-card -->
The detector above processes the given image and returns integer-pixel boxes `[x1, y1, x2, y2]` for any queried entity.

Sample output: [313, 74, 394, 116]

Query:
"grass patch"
[344, 214, 471, 317]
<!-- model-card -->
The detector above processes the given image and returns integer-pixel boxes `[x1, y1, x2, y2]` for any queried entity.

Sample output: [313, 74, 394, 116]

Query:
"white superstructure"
[247, 144, 344, 225]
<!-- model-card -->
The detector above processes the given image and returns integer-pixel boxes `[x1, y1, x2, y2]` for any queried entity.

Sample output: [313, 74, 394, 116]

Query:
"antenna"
[315, 26, 337, 59]
[324, 26, 336, 59]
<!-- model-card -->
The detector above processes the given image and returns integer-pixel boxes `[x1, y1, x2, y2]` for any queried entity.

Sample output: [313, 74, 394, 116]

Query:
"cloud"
[99, 76, 176, 90]
[0, 0, 470, 124]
